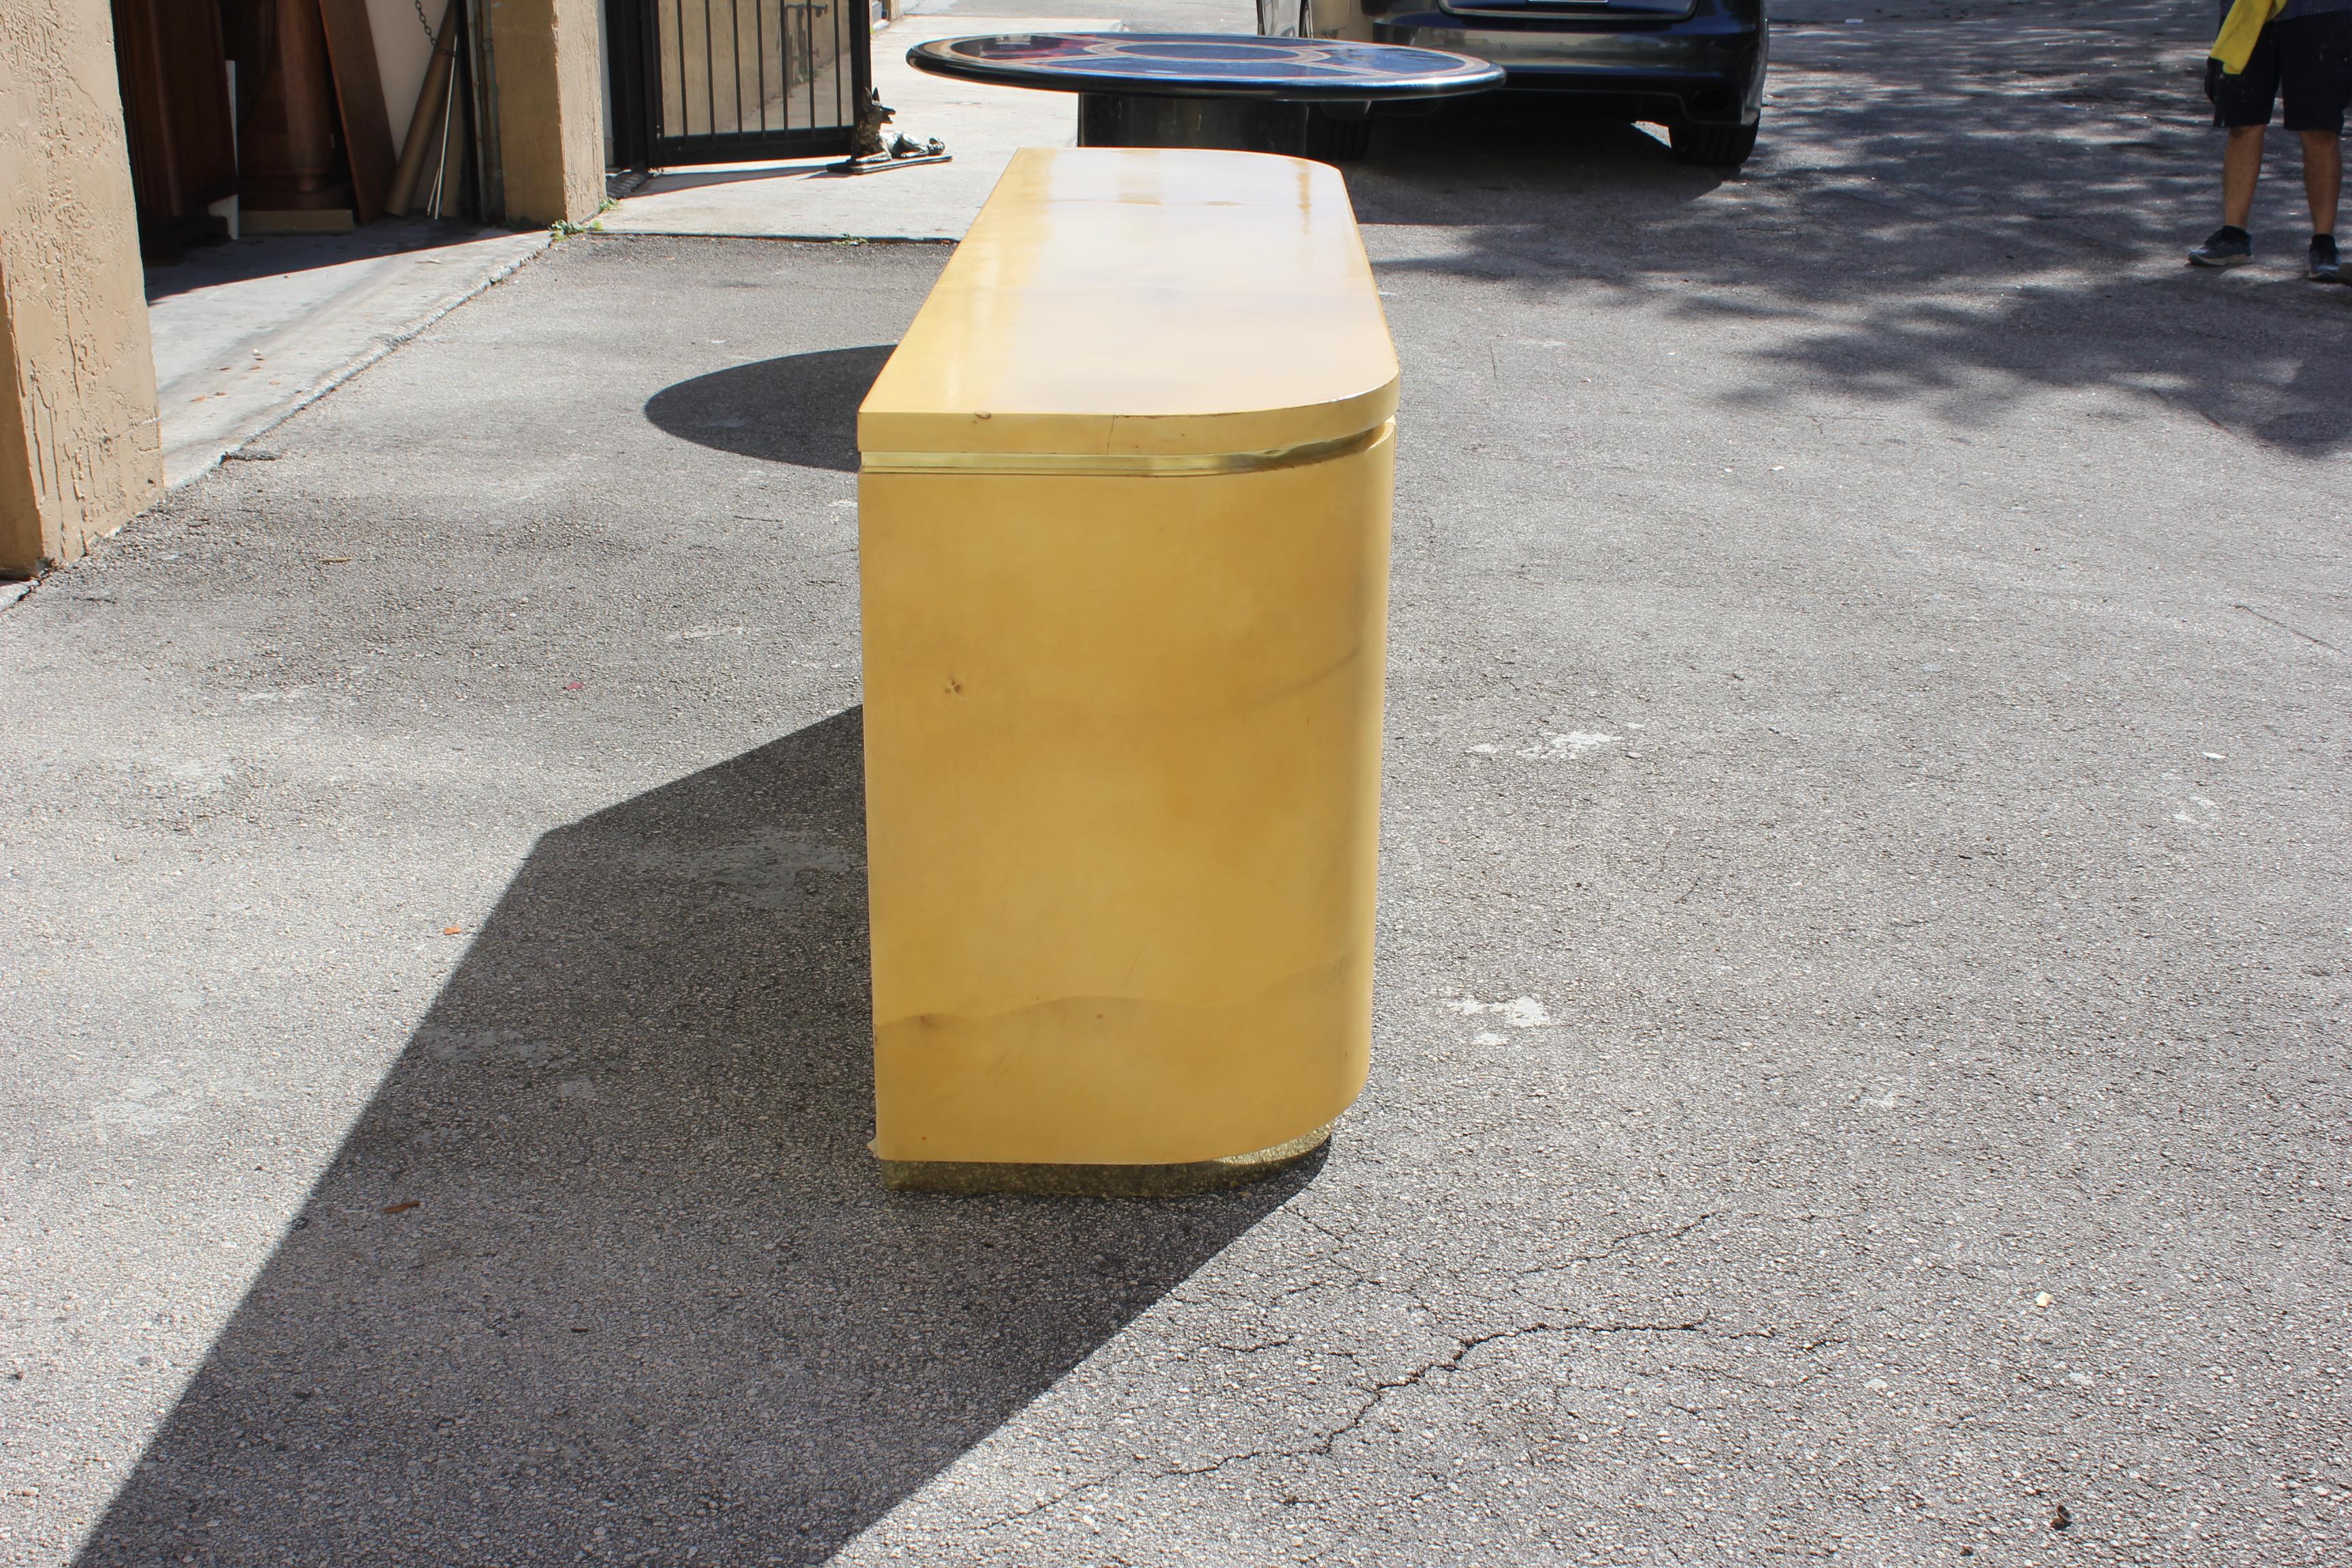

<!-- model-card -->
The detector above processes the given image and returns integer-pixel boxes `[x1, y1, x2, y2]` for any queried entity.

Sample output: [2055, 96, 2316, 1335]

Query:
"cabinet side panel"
[860, 434, 1393, 1164]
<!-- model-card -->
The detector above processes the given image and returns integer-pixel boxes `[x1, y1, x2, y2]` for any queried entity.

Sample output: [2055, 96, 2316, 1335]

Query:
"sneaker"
[2188, 225, 2253, 267]
[2311, 233, 2342, 282]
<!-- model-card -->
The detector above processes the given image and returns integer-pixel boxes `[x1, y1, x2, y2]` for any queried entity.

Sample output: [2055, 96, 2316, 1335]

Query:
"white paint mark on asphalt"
[1467, 730, 1622, 760]
[161, 758, 233, 796]
[1446, 995, 1556, 1028]
[91, 1081, 189, 1142]
[1516, 731, 1619, 760]
[423, 1026, 564, 1066]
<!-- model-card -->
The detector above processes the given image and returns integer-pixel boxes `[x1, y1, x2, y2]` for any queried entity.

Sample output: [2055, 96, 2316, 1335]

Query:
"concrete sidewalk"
[146, 223, 549, 487]
[5, 2, 2350, 1565]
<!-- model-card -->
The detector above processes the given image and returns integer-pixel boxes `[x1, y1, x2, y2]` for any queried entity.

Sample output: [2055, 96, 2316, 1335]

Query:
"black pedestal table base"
[1077, 94, 1367, 158]
[906, 33, 1501, 163]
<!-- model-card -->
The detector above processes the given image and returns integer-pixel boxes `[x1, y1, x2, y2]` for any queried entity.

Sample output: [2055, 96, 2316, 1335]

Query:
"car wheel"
[1669, 118, 1759, 170]
[1258, 0, 1310, 36]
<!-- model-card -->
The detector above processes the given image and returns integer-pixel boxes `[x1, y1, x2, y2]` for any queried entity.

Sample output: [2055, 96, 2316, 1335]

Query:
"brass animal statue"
[831, 91, 951, 174]
[849, 91, 896, 158]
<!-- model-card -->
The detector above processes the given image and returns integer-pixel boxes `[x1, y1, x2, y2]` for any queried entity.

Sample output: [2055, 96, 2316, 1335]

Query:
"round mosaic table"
[905, 33, 1503, 161]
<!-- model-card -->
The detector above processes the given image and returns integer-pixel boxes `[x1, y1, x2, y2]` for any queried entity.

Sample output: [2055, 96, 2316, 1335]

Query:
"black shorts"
[2208, 11, 2352, 133]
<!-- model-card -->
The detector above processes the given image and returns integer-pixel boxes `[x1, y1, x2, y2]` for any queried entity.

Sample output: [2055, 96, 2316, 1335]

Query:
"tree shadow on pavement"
[74, 708, 1314, 1567]
[644, 346, 895, 472]
[1351, 5, 2352, 455]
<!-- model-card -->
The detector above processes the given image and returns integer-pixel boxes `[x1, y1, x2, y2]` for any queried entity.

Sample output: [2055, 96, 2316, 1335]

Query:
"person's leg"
[2195, 26, 2280, 262]
[2225, 124, 2268, 227]
[2193, 125, 2266, 261]
[2276, 11, 2350, 278]
[2301, 130, 2342, 233]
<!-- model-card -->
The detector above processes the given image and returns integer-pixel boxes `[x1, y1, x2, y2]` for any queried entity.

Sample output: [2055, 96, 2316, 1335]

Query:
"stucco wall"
[0, 0, 163, 575]
[486, 0, 605, 225]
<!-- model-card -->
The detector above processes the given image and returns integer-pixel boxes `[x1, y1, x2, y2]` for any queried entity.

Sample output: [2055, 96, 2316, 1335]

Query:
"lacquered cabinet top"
[858, 147, 1400, 461]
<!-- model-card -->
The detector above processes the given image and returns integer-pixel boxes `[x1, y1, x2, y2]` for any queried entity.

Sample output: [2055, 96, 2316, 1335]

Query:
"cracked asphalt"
[5, 1, 2350, 1564]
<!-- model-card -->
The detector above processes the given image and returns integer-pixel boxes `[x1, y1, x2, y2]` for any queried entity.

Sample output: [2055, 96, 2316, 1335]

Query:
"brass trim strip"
[860, 421, 1392, 478]
[876, 1122, 1335, 1196]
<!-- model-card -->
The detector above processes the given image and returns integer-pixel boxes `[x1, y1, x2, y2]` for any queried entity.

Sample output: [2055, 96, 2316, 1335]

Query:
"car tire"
[1258, 0, 1310, 36]
[1669, 118, 1758, 170]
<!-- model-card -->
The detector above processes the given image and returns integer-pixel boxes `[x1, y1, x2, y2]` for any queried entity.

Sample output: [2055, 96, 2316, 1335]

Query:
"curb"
[170, 233, 555, 490]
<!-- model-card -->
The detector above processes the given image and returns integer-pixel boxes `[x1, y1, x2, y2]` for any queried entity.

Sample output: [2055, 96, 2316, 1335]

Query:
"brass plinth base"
[878, 1123, 1332, 1196]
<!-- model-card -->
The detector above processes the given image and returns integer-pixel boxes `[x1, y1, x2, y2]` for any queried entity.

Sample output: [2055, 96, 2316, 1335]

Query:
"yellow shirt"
[2212, 0, 2288, 74]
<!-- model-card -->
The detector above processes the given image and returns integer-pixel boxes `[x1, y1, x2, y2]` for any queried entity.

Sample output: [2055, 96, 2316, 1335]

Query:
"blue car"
[1256, 0, 1767, 168]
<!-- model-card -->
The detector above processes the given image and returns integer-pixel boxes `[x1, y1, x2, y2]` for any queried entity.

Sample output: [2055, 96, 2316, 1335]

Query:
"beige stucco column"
[480, 0, 605, 227]
[0, 0, 164, 576]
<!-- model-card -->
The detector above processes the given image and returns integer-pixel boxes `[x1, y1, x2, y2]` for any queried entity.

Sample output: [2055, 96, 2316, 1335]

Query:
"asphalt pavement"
[4, 1, 2349, 1565]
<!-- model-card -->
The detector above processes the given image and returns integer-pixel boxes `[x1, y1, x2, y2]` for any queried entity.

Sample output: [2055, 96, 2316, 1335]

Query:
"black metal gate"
[607, 0, 870, 168]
